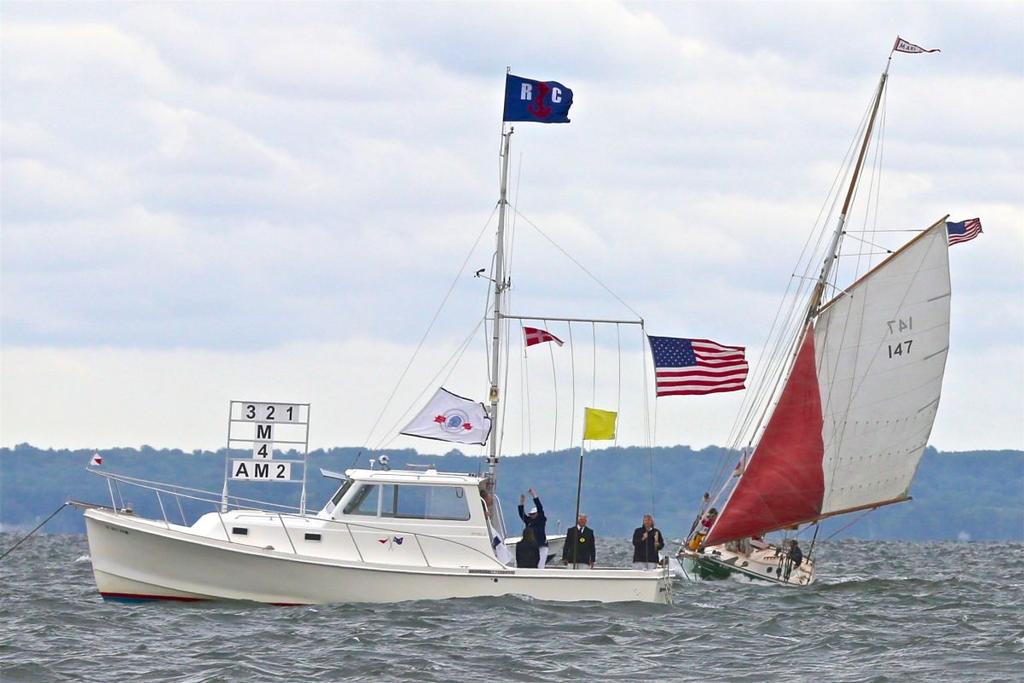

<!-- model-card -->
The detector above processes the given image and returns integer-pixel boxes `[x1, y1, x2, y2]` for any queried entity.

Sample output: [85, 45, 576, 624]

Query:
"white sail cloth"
[400, 388, 492, 445]
[706, 219, 952, 546]
[814, 219, 951, 515]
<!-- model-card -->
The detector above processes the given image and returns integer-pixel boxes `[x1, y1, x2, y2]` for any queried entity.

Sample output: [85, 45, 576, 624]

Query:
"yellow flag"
[583, 408, 617, 441]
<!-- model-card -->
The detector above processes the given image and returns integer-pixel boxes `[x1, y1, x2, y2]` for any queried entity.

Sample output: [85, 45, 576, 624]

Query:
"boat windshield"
[329, 480, 353, 507]
[340, 483, 471, 521]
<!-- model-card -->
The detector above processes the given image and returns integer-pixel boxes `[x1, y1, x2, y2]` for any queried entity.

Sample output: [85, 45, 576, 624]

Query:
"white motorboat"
[80, 72, 677, 604]
[81, 467, 667, 604]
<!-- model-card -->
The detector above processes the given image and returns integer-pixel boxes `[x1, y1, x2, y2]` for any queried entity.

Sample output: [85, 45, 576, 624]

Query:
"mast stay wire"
[547, 319, 559, 453]
[512, 208, 643, 321]
[377, 313, 488, 451]
[700, 88, 878, 504]
[568, 323, 576, 446]
[733, 92, 884, 532]
[361, 206, 498, 451]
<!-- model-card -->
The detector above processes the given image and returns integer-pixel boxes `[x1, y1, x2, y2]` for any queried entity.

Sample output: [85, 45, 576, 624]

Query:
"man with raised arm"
[518, 487, 548, 568]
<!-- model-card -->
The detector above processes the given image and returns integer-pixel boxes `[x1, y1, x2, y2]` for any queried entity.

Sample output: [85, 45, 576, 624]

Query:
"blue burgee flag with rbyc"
[503, 74, 573, 123]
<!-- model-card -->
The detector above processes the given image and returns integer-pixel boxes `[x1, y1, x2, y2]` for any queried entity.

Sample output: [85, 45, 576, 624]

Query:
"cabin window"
[380, 484, 470, 521]
[330, 480, 354, 507]
[232, 527, 248, 536]
[342, 484, 380, 516]
[304, 533, 322, 542]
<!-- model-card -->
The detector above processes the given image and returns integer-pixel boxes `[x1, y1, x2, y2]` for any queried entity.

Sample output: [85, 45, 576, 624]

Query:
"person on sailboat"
[562, 514, 595, 568]
[784, 539, 803, 580]
[518, 488, 548, 568]
[687, 508, 718, 551]
[632, 515, 664, 569]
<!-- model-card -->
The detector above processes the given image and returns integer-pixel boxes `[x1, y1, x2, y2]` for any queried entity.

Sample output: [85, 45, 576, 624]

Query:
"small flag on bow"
[89, 452, 103, 466]
[583, 408, 617, 441]
[523, 326, 564, 347]
[946, 218, 983, 246]
[503, 74, 573, 123]
[893, 37, 940, 54]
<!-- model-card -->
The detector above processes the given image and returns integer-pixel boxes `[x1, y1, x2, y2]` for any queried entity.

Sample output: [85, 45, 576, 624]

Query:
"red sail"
[704, 325, 825, 545]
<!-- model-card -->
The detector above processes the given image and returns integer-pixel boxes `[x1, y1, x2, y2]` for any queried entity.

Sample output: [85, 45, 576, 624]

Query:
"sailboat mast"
[806, 64, 890, 322]
[488, 128, 513, 479]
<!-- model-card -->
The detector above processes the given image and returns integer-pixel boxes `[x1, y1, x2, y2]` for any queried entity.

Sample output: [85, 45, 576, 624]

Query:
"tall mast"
[806, 61, 890, 322]
[487, 127, 513, 480]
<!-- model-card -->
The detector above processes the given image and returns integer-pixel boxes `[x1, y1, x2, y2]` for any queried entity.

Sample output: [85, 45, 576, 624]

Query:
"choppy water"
[1, 534, 1021, 682]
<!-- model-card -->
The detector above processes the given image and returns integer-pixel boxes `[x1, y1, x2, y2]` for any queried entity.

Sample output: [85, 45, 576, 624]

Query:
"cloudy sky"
[2, 1, 1021, 455]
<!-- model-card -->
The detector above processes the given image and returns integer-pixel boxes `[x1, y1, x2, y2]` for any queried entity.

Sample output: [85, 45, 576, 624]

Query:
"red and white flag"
[523, 326, 564, 347]
[89, 452, 103, 466]
[893, 37, 940, 54]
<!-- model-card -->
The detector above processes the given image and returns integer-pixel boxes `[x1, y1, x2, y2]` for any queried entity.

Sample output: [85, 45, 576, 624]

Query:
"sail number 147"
[886, 317, 913, 359]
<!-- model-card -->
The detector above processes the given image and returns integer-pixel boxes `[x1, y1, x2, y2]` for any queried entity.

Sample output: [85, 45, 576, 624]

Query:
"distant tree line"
[1, 443, 1021, 541]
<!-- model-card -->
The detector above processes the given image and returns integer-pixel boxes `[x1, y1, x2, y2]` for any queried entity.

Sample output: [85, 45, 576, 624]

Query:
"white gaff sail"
[705, 218, 951, 545]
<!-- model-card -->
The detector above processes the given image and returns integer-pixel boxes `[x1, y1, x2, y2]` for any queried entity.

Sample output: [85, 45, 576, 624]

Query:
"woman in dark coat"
[516, 527, 540, 569]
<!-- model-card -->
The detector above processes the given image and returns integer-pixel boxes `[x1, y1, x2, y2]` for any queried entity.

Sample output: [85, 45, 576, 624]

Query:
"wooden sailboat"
[678, 45, 954, 586]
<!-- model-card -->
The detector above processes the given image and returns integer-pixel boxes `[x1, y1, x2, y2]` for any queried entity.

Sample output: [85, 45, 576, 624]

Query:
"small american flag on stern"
[946, 218, 982, 246]
[648, 336, 748, 397]
[523, 326, 564, 347]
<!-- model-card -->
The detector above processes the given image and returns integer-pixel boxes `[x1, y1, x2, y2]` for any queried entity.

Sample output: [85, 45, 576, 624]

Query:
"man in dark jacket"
[632, 514, 664, 569]
[562, 513, 596, 568]
[518, 487, 548, 568]
[784, 539, 803, 580]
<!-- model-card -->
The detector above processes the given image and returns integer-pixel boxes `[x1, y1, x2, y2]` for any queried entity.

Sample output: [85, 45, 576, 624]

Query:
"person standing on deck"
[518, 488, 548, 568]
[784, 539, 803, 580]
[632, 515, 664, 569]
[562, 514, 596, 568]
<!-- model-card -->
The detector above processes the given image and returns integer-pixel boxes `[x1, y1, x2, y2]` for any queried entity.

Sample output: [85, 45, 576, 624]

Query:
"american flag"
[523, 326, 563, 347]
[946, 218, 983, 246]
[648, 336, 748, 397]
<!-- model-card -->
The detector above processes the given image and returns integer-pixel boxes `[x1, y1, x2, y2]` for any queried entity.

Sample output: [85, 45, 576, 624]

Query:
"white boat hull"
[676, 544, 815, 586]
[85, 510, 670, 605]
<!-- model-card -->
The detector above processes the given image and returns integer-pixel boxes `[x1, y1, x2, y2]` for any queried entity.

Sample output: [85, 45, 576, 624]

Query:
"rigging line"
[375, 313, 487, 451]
[507, 150, 524, 275]
[546, 319, 559, 454]
[482, 249, 497, 385]
[518, 320, 526, 454]
[844, 229, 924, 233]
[0, 502, 68, 562]
[568, 322, 576, 446]
[361, 206, 498, 450]
[521, 321, 533, 454]
[841, 232, 894, 254]
[821, 91, 891, 491]
[614, 323, 622, 448]
[722, 96, 873, 465]
[869, 79, 889, 272]
[498, 292, 514, 458]
[640, 324, 656, 516]
[512, 207, 643, 320]
[591, 322, 597, 407]
[823, 509, 875, 541]
[721, 99, 870, 461]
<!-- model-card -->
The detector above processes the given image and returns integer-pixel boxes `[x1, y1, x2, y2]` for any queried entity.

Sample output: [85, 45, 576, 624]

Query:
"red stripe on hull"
[101, 592, 205, 603]
[705, 325, 825, 545]
[100, 591, 305, 606]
